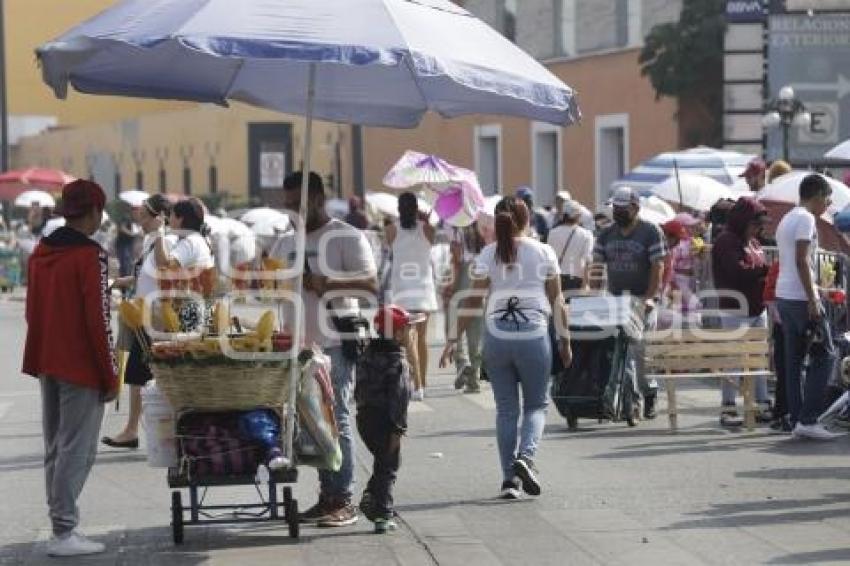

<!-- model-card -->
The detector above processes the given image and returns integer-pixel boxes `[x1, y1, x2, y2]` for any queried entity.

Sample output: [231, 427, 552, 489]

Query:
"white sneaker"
[47, 531, 105, 556]
[411, 389, 425, 402]
[792, 423, 843, 441]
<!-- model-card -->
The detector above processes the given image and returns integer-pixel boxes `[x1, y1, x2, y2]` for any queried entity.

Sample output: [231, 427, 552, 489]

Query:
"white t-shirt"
[171, 232, 215, 271]
[135, 233, 177, 298]
[473, 237, 560, 324]
[547, 224, 594, 279]
[269, 219, 377, 348]
[776, 206, 818, 301]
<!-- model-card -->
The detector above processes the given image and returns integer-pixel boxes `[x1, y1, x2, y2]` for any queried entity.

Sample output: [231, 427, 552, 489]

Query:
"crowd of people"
[17, 159, 849, 555]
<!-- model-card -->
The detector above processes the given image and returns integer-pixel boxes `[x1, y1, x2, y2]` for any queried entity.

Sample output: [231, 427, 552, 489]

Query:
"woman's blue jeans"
[482, 318, 552, 482]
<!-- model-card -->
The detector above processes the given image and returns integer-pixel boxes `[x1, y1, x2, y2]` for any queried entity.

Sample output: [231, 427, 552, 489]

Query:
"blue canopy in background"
[612, 147, 755, 194]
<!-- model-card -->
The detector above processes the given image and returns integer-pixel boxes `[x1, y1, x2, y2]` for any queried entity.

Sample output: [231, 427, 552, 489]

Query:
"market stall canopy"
[119, 190, 151, 207]
[760, 199, 850, 255]
[36, 0, 579, 128]
[240, 207, 289, 227]
[825, 139, 850, 161]
[756, 171, 850, 217]
[648, 173, 743, 212]
[612, 147, 754, 194]
[14, 190, 56, 208]
[0, 168, 76, 201]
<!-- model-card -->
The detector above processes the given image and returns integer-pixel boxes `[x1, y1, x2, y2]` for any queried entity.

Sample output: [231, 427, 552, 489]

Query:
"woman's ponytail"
[493, 196, 530, 266]
[495, 211, 517, 265]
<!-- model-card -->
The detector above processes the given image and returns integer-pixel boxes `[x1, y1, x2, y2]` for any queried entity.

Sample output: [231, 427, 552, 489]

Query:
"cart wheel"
[171, 491, 184, 544]
[287, 500, 300, 539]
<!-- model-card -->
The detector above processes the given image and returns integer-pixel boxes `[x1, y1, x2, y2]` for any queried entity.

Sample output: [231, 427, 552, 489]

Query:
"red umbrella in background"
[760, 199, 850, 255]
[0, 168, 76, 201]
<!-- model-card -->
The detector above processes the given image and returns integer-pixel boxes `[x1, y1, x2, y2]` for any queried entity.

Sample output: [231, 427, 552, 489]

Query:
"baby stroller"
[552, 296, 644, 430]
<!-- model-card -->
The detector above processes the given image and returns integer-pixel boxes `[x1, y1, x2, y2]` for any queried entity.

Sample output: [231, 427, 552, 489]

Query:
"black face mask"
[613, 209, 633, 227]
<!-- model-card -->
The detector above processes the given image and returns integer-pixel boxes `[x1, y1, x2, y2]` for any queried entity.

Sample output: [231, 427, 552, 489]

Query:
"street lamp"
[762, 85, 811, 163]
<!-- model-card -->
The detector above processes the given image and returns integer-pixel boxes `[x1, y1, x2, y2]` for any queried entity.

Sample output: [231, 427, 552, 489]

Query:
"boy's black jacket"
[355, 338, 411, 432]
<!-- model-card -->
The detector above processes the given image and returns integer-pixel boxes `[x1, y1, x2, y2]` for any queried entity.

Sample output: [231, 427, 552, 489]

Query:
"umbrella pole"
[284, 62, 316, 466]
[673, 158, 683, 212]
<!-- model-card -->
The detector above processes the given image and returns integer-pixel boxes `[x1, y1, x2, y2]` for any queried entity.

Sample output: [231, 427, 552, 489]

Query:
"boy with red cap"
[22, 180, 118, 557]
[354, 305, 418, 533]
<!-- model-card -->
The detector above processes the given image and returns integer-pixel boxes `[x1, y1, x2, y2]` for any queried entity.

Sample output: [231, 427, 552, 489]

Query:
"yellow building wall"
[14, 103, 353, 203]
[7, 0, 189, 124]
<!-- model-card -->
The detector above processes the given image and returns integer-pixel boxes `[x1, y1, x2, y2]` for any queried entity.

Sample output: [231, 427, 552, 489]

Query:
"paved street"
[2, 297, 850, 565]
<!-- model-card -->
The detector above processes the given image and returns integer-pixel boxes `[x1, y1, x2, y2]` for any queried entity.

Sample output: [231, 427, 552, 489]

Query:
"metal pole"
[351, 125, 364, 197]
[782, 122, 790, 164]
[284, 62, 316, 468]
[0, 0, 9, 172]
[673, 158, 683, 211]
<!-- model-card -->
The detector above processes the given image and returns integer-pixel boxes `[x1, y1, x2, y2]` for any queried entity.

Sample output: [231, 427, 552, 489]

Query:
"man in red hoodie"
[22, 179, 117, 557]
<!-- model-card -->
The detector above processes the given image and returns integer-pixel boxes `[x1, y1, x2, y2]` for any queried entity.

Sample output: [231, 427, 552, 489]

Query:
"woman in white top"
[155, 198, 215, 332]
[440, 197, 571, 500]
[103, 195, 173, 449]
[547, 200, 594, 294]
[387, 192, 437, 401]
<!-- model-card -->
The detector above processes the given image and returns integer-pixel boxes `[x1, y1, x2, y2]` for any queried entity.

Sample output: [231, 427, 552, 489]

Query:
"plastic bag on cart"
[296, 349, 343, 471]
[177, 411, 271, 478]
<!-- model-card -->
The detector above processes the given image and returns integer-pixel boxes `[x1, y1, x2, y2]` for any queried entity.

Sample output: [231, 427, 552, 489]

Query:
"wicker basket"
[151, 360, 293, 412]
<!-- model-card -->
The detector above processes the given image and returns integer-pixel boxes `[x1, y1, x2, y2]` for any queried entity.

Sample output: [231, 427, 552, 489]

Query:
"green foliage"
[639, 0, 727, 145]
[639, 0, 726, 99]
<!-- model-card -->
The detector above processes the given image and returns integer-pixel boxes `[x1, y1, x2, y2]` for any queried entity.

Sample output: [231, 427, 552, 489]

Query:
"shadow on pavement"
[684, 492, 850, 517]
[662, 493, 850, 530]
[0, 526, 210, 565]
[0, 451, 148, 474]
[396, 496, 535, 514]
[737, 467, 850, 480]
[588, 438, 776, 459]
[767, 547, 850, 564]
[543, 425, 727, 439]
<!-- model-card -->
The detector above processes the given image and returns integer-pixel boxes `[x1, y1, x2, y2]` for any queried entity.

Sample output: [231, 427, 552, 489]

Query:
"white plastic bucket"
[141, 381, 177, 468]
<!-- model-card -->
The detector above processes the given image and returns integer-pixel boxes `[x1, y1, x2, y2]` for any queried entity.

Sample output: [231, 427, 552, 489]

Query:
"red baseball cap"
[56, 179, 106, 218]
[373, 305, 425, 336]
[662, 219, 687, 240]
[739, 158, 766, 178]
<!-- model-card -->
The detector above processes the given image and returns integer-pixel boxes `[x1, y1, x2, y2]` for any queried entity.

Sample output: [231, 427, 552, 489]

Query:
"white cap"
[555, 190, 571, 202]
[562, 200, 581, 219]
[611, 186, 639, 207]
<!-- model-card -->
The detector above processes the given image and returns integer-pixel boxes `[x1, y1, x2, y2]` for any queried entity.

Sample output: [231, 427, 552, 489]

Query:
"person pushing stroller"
[355, 305, 421, 533]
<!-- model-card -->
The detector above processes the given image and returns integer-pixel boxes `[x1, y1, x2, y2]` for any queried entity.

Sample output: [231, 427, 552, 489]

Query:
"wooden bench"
[644, 327, 772, 431]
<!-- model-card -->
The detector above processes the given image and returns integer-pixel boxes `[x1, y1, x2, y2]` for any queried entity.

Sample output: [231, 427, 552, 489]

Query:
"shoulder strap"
[557, 227, 578, 265]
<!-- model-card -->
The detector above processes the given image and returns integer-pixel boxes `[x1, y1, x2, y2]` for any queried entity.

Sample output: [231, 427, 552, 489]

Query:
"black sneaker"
[756, 402, 774, 424]
[358, 490, 376, 522]
[769, 415, 792, 433]
[499, 479, 521, 500]
[300, 496, 331, 524]
[512, 456, 541, 496]
[643, 394, 657, 420]
[317, 502, 358, 527]
[720, 408, 743, 428]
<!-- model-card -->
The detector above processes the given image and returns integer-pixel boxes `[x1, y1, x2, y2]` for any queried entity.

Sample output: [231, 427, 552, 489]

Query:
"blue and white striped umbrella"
[612, 147, 756, 194]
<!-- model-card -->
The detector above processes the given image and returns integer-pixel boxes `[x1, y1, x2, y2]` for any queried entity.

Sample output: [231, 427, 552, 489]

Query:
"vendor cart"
[150, 342, 304, 544]
[552, 295, 644, 430]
